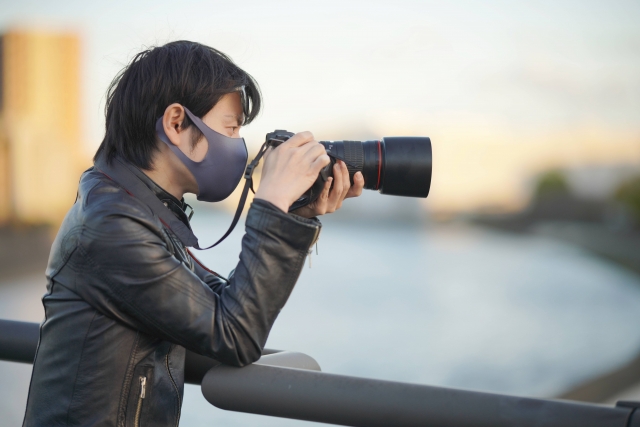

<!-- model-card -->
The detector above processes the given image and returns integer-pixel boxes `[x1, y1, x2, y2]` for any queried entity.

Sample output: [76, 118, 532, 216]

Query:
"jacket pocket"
[134, 375, 146, 427]
[126, 366, 153, 427]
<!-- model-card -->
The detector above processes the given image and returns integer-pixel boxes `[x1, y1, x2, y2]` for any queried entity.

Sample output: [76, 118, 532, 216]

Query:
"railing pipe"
[0, 318, 302, 384]
[0, 319, 38, 363]
[202, 364, 638, 427]
[3, 319, 640, 427]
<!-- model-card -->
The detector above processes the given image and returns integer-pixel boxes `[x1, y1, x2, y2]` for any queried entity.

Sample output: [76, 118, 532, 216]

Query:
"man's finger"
[310, 152, 331, 172]
[284, 131, 315, 148]
[346, 171, 364, 198]
[302, 142, 327, 165]
[326, 162, 344, 209]
[321, 178, 331, 201]
[340, 161, 350, 198]
[315, 178, 331, 215]
[335, 162, 350, 210]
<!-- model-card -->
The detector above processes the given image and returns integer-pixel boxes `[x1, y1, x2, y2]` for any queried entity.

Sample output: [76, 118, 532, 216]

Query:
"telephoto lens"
[319, 137, 432, 198]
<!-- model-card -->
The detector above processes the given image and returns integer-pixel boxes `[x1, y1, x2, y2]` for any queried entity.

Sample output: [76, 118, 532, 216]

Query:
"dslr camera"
[265, 130, 432, 211]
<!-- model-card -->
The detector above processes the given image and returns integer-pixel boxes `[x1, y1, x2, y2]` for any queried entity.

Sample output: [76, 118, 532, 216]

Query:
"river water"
[2, 207, 640, 426]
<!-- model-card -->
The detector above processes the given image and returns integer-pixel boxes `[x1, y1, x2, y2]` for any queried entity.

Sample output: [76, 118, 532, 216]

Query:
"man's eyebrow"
[223, 114, 244, 124]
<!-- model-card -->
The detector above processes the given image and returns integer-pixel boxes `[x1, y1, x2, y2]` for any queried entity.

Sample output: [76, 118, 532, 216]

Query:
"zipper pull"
[308, 227, 320, 269]
[140, 376, 146, 399]
[307, 240, 320, 269]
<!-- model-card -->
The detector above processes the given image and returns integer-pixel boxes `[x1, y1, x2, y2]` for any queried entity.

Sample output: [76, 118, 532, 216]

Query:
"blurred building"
[0, 30, 87, 226]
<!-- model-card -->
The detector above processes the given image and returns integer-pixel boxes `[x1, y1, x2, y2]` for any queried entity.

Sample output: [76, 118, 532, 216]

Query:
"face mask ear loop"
[183, 107, 210, 139]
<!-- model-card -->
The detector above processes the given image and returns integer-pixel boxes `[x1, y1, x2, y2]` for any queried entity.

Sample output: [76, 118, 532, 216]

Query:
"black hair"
[94, 40, 261, 169]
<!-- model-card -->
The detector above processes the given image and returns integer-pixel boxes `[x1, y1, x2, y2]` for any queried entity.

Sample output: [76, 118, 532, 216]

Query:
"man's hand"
[254, 131, 331, 213]
[292, 160, 365, 218]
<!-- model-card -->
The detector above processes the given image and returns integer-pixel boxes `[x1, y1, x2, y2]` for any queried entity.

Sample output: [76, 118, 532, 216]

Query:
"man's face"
[187, 91, 244, 162]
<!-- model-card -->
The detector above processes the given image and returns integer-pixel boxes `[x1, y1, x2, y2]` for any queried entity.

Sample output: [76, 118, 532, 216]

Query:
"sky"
[1, 0, 639, 212]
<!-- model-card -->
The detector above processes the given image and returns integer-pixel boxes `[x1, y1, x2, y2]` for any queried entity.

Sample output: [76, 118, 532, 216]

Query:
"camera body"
[265, 130, 432, 211]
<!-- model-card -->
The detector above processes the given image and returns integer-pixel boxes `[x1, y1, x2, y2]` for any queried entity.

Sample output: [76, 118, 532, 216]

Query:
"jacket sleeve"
[68, 197, 320, 367]
[190, 255, 229, 295]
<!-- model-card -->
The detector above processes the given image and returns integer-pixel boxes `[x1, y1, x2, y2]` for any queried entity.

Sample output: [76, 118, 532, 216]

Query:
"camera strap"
[195, 140, 270, 249]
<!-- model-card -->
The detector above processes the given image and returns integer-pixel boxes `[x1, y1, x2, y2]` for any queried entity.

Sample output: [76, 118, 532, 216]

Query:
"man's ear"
[162, 103, 187, 147]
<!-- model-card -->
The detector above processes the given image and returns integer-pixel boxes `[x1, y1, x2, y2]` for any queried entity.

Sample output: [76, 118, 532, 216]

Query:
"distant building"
[0, 30, 87, 225]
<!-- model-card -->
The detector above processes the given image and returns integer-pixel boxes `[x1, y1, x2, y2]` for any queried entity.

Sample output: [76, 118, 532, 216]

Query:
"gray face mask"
[155, 106, 248, 202]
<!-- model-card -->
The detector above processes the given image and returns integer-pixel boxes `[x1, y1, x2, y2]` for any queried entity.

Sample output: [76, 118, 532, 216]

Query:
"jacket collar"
[122, 162, 193, 229]
[94, 155, 201, 248]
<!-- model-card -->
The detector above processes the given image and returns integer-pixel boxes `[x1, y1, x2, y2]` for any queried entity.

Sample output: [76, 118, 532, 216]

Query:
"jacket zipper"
[311, 225, 320, 246]
[308, 226, 321, 268]
[134, 376, 146, 427]
[165, 349, 181, 427]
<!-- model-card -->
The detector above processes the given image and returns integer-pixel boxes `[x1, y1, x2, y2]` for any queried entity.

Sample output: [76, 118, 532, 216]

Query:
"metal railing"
[2, 318, 639, 427]
[0, 318, 317, 384]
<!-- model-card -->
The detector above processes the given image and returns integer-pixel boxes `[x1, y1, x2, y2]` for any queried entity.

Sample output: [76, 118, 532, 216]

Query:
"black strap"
[197, 175, 252, 250]
[197, 141, 270, 250]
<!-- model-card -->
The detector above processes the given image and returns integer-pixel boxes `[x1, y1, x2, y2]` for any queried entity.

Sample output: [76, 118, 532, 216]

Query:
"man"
[23, 40, 363, 426]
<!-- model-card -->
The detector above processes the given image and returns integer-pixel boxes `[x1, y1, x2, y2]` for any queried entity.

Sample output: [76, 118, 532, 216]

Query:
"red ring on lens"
[376, 140, 382, 190]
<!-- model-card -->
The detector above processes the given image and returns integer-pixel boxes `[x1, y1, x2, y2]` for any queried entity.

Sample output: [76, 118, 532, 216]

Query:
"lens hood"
[379, 136, 432, 198]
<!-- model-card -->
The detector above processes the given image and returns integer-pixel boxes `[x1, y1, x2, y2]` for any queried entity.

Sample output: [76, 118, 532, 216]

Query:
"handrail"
[2, 319, 639, 427]
[0, 319, 37, 363]
[0, 318, 296, 385]
[202, 364, 640, 427]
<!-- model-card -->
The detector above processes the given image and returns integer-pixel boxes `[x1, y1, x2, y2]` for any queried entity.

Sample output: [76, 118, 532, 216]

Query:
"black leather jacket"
[23, 162, 321, 427]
